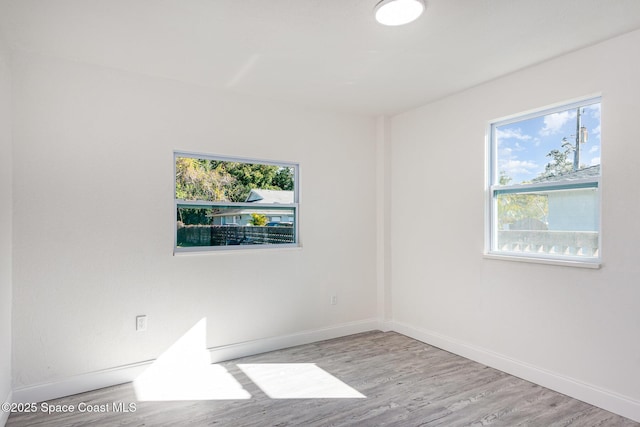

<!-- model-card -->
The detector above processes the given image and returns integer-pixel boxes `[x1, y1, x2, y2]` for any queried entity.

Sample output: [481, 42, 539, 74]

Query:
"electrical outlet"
[136, 315, 147, 332]
[330, 294, 338, 305]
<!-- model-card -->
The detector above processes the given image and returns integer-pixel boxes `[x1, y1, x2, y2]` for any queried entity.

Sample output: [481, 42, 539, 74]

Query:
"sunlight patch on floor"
[133, 318, 251, 401]
[238, 363, 366, 399]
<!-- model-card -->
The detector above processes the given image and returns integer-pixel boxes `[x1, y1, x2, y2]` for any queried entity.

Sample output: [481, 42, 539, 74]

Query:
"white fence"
[497, 230, 598, 257]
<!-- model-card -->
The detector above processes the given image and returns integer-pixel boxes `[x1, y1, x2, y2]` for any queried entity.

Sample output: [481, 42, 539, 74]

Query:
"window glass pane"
[177, 205, 296, 247]
[497, 193, 549, 231]
[496, 188, 598, 258]
[175, 156, 295, 203]
[495, 102, 601, 186]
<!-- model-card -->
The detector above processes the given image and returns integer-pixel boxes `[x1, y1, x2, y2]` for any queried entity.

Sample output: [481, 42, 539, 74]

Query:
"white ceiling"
[1, 0, 640, 115]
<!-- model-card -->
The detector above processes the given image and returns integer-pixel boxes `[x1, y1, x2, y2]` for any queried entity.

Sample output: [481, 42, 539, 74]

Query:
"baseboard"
[12, 318, 380, 404]
[377, 319, 394, 332]
[207, 318, 380, 363]
[388, 320, 640, 423]
[12, 361, 152, 405]
[1, 390, 11, 427]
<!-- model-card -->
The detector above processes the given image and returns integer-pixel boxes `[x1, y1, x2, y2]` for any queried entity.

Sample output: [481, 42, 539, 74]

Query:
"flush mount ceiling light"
[374, 0, 426, 26]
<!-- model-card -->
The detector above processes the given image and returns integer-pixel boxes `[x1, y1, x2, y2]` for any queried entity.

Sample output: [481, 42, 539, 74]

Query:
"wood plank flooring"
[7, 331, 639, 426]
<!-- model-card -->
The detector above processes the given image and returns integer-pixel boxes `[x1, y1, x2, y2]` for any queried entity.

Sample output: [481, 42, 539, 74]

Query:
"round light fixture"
[374, 0, 426, 26]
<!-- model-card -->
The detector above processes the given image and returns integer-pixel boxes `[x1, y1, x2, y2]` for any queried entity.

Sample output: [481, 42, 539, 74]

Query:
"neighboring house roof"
[207, 189, 294, 219]
[210, 208, 292, 218]
[532, 164, 600, 183]
[246, 189, 294, 204]
[205, 188, 293, 221]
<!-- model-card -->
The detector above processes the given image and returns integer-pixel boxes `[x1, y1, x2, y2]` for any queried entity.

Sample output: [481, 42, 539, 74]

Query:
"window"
[174, 152, 299, 252]
[487, 98, 601, 265]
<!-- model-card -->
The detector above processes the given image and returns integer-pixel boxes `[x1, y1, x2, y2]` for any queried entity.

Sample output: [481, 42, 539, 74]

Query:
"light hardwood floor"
[7, 331, 639, 426]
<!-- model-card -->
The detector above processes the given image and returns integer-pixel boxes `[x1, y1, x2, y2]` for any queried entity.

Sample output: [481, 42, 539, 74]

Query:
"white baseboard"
[208, 318, 380, 363]
[387, 320, 640, 423]
[12, 361, 151, 405]
[12, 318, 380, 405]
[377, 319, 394, 332]
[1, 390, 11, 427]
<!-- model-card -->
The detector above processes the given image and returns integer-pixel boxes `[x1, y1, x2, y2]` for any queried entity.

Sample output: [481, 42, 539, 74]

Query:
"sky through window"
[495, 102, 601, 185]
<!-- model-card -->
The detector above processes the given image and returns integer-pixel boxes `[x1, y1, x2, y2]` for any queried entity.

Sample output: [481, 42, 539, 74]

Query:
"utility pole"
[573, 107, 582, 171]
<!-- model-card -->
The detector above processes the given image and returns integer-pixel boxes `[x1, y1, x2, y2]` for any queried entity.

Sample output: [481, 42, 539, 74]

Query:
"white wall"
[8, 17, 640, 422]
[10, 52, 378, 389]
[0, 31, 13, 424]
[390, 29, 640, 418]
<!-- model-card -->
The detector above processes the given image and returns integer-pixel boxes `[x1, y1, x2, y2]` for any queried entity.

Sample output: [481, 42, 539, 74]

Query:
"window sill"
[483, 253, 601, 269]
[174, 244, 302, 256]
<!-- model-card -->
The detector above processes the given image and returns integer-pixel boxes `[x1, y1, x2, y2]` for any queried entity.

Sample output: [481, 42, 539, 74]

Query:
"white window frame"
[485, 97, 602, 268]
[174, 151, 300, 254]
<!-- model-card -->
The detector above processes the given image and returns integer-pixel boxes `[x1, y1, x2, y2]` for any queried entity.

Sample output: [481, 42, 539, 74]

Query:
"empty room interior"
[2, 0, 640, 425]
